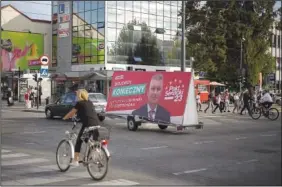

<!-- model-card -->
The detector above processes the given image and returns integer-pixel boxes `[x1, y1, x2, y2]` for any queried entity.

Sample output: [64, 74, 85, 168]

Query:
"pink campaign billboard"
[106, 71, 192, 125]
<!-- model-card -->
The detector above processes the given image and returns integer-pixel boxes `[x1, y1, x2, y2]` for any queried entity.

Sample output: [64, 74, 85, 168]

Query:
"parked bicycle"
[250, 103, 279, 121]
[56, 117, 111, 180]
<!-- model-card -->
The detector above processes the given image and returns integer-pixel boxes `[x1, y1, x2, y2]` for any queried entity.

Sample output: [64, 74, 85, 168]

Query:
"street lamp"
[240, 37, 245, 92]
[181, 0, 186, 72]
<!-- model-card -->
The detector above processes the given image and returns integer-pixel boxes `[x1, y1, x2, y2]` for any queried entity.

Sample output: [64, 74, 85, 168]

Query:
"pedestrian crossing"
[1, 148, 140, 186]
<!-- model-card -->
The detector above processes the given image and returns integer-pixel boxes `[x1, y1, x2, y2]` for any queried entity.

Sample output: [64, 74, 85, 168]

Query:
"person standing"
[224, 89, 231, 112]
[232, 92, 240, 113]
[196, 92, 202, 112]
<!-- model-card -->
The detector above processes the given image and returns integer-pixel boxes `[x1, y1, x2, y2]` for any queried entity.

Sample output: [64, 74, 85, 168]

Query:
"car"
[45, 92, 107, 121]
[273, 93, 281, 106]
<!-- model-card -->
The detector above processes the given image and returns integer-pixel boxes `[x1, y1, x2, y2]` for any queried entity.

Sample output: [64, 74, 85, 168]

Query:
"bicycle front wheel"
[251, 107, 261, 120]
[267, 108, 279, 121]
[56, 140, 72, 172]
[87, 146, 109, 180]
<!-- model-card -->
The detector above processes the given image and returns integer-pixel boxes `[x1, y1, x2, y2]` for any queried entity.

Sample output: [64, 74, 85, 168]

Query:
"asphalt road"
[1, 106, 281, 186]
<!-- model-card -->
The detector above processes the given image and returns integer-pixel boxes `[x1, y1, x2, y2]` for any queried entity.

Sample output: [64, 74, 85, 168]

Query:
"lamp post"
[240, 37, 245, 93]
[181, 0, 186, 72]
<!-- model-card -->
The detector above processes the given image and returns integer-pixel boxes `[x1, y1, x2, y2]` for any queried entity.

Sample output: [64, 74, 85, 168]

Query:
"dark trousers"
[240, 102, 251, 115]
[204, 100, 214, 112]
[75, 125, 99, 153]
[213, 104, 220, 113]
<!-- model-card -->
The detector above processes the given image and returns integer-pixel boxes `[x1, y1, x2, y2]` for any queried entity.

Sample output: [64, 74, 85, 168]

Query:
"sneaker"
[70, 161, 79, 167]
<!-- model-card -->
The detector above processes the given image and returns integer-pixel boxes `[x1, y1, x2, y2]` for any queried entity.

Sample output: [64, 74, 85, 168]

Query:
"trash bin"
[45, 97, 49, 105]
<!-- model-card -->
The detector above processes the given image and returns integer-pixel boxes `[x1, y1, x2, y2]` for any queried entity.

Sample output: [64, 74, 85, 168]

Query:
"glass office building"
[52, 1, 183, 68]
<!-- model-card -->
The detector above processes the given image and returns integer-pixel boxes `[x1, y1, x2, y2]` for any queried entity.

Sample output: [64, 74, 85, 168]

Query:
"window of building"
[98, 9, 105, 22]
[78, 1, 85, 12]
[117, 1, 125, 10]
[91, 1, 98, 10]
[85, 1, 91, 12]
[98, 1, 105, 8]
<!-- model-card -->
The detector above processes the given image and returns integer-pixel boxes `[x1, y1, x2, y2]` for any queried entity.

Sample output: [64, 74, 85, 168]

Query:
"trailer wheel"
[158, 125, 168, 130]
[127, 117, 139, 131]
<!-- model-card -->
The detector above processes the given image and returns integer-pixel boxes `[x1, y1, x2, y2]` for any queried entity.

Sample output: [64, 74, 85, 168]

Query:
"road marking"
[21, 131, 46, 134]
[25, 142, 35, 144]
[3, 171, 99, 185]
[2, 158, 49, 166]
[1, 149, 12, 153]
[260, 134, 276, 137]
[173, 168, 207, 176]
[140, 146, 168, 150]
[88, 179, 139, 185]
[116, 123, 126, 125]
[193, 141, 215, 145]
[2, 153, 30, 159]
[236, 159, 258, 164]
[235, 137, 247, 140]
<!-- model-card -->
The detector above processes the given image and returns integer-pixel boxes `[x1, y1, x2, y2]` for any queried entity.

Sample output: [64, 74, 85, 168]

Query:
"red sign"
[28, 59, 40, 66]
[106, 71, 191, 125]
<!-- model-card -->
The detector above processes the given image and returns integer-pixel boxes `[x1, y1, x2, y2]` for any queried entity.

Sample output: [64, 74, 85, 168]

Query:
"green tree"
[113, 20, 161, 65]
[184, 0, 278, 87]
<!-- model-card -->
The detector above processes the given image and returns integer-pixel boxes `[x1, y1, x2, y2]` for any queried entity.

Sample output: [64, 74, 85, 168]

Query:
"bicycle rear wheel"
[267, 108, 279, 121]
[87, 146, 109, 180]
[56, 140, 72, 172]
[251, 107, 261, 120]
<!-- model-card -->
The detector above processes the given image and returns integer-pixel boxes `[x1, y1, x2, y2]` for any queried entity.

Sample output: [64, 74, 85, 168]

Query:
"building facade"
[1, 5, 52, 101]
[271, 23, 282, 92]
[51, 1, 192, 96]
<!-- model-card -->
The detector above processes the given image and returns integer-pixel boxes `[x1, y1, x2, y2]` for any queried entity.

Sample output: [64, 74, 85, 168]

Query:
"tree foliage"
[112, 20, 161, 65]
[185, 0, 279, 87]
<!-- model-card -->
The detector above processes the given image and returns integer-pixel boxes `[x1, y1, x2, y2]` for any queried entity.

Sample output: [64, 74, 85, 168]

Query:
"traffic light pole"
[240, 40, 243, 93]
[37, 80, 39, 110]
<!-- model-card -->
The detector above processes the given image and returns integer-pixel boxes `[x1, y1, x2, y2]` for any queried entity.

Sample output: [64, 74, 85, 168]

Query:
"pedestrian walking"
[204, 92, 214, 113]
[240, 88, 252, 115]
[212, 93, 221, 113]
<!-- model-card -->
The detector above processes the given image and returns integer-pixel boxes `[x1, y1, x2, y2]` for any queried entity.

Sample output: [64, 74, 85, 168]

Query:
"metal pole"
[240, 40, 243, 93]
[37, 78, 39, 110]
[181, 0, 186, 72]
[279, 1, 282, 93]
[18, 67, 20, 101]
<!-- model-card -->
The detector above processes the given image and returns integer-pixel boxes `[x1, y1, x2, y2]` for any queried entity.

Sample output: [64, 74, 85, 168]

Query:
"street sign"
[59, 4, 65, 14]
[40, 55, 49, 66]
[40, 68, 48, 77]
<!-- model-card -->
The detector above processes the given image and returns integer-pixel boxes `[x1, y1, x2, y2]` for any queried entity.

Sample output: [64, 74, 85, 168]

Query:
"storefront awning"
[82, 71, 109, 80]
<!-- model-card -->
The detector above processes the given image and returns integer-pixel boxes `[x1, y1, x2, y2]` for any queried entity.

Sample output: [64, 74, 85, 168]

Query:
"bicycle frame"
[64, 119, 111, 163]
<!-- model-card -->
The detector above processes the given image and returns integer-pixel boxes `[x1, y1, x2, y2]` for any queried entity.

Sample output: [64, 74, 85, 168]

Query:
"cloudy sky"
[1, 1, 281, 21]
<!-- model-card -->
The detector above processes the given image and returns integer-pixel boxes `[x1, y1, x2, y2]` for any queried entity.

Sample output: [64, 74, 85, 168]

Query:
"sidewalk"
[1, 101, 45, 113]
[22, 106, 45, 113]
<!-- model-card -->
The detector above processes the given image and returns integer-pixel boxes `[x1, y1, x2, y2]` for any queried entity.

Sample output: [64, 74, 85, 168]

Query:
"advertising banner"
[1, 31, 44, 71]
[106, 71, 192, 125]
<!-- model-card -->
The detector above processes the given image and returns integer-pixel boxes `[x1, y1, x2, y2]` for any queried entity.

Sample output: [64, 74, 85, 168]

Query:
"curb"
[22, 109, 45, 113]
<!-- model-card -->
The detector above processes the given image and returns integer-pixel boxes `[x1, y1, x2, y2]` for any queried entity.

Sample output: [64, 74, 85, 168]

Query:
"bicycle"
[56, 117, 111, 180]
[250, 103, 279, 121]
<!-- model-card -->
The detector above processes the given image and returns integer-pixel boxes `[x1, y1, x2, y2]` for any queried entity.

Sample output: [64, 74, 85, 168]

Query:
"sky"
[0, 1, 281, 21]
[1, 1, 51, 20]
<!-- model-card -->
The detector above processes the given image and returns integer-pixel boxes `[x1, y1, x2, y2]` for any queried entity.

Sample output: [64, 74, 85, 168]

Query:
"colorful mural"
[1, 31, 44, 71]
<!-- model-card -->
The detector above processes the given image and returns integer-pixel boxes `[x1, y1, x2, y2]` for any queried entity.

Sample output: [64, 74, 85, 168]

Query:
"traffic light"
[33, 73, 38, 82]
[38, 78, 43, 82]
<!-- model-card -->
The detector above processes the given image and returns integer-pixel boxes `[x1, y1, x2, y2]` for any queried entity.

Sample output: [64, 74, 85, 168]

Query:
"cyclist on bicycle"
[63, 89, 101, 166]
[259, 90, 273, 109]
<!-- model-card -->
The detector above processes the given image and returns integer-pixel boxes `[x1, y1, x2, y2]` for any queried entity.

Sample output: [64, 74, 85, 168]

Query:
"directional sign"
[40, 55, 49, 66]
[40, 68, 48, 77]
